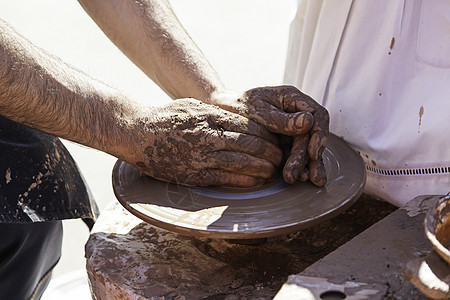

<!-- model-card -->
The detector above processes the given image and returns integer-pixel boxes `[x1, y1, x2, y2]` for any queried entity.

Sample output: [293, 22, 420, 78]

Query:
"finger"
[216, 131, 283, 166]
[205, 151, 277, 179]
[308, 158, 327, 187]
[308, 109, 329, 160]
[282, 134, 310, 184]
[186, 169, 266, 187]
[272, 87, 329, 160]
[248, 100, 314, 136]
[281, 87, 320, 113]
[217, 113, 279, 145]
[298, 166, 310, 182]
[308, 131, 328, 161]
[244, 86, 313, 111]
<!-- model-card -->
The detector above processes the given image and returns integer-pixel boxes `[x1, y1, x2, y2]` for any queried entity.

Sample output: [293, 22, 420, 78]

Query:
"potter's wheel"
[112, 134, 366, 239]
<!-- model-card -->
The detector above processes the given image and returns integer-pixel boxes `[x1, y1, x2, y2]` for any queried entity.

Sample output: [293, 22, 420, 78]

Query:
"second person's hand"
[209, 85, 329, 187]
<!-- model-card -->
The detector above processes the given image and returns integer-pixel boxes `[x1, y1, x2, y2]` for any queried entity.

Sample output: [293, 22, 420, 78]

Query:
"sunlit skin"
[0, 0, 330, 188]
[78, 0, 330, 186]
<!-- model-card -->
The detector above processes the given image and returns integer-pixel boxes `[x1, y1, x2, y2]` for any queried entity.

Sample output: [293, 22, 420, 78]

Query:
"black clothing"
[0, 116, 98, 223]
[0, 221, 63, 300]
[0, 116, 99, 298]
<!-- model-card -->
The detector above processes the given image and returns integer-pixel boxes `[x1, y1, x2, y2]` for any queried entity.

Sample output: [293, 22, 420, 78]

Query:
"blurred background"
[1, 0, 296, 298]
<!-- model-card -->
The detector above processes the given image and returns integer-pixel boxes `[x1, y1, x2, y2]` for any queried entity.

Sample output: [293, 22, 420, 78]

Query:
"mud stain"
[418, 106, 424, 133]
[5, 168, 11, 184]
[388, 37, 395, 55]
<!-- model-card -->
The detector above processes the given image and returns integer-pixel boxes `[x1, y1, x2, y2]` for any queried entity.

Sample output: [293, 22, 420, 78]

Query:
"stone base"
[284, 195, 446, 300]
[85, 195, 395, 299]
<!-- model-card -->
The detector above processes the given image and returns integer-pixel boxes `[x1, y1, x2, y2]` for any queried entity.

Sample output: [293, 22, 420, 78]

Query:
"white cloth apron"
[285, 0, 450, 207]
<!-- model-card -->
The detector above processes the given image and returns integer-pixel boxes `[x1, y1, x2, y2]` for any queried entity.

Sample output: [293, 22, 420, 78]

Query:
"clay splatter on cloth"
[418, 106, 424, 133]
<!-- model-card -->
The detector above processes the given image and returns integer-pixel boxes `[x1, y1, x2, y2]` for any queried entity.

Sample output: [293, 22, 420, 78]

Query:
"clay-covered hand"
[124, 99, 283, 187]
[212, 86, 329, 187]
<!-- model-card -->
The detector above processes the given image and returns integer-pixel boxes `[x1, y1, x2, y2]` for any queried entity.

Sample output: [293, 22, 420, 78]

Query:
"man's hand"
[77, 2, 328, 186]
[123, 99, 283, 187]
[210, 86, 329, 187]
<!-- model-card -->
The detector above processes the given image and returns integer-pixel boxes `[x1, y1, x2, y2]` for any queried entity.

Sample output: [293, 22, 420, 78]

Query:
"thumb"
[260, 110, 313, 136]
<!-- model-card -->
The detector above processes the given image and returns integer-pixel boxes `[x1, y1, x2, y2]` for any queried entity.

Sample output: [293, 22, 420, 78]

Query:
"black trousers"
[0, 221, 63, 300]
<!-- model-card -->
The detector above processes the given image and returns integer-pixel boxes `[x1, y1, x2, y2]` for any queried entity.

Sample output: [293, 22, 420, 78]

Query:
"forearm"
[78, 0, 225, 103]
[0, 19, 139, 159]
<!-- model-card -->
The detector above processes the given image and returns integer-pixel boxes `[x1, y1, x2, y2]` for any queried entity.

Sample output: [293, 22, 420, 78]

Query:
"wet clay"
[112, 133, 366, 240]
[86, 194, 396, 299]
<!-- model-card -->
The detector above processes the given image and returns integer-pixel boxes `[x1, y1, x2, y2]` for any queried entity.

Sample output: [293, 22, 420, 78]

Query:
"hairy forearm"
[78, 0, 225, 103]
[0, 19, 139, 158]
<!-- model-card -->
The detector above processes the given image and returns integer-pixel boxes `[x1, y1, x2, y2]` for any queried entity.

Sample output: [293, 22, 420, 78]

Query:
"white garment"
[285, 0, 450, 207]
